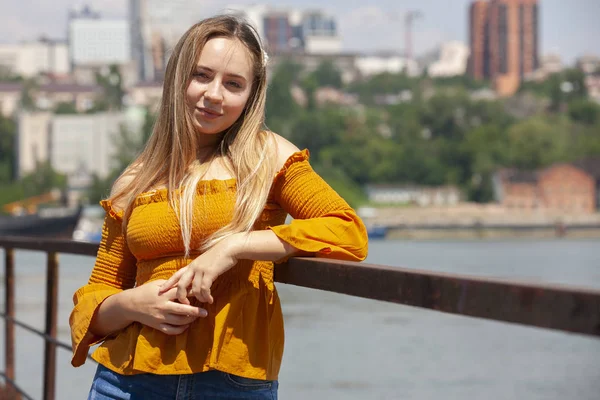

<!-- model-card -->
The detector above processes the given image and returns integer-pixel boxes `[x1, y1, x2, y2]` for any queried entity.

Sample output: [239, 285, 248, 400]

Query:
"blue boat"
[367, 225, 388, 239]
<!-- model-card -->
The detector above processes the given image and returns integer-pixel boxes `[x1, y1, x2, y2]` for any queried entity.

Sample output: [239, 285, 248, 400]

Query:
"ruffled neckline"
[100, 149, 309, 217]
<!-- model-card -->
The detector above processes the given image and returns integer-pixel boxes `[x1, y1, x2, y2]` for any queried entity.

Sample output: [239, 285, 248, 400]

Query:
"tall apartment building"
[468, 0, 489, 81]
[468, 0, 539, 96]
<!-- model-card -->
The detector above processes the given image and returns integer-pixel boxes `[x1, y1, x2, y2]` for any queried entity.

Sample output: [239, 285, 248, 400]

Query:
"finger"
[161, 287, 180, 300]
[164, 314, 198, 326]
[191, 271, 204, 301]
[161, 287, 195, 303]
[200, 274, 214, 304]
[159, 268, 186, 293]
[176, 269, 195, 304]
[169, 303, 208, 318]
[157, 323, 189, 336]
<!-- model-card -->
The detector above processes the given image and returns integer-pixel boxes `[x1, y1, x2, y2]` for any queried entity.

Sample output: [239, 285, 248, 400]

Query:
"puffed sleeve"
[69, 200, 137, 367]
[269, 149, 368, 262]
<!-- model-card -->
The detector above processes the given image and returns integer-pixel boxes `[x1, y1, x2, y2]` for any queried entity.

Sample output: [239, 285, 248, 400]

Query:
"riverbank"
[361, 204, 600, 239]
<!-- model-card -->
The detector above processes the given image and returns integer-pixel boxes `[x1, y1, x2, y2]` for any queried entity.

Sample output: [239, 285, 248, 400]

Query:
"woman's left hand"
[159, 235, 241, 305]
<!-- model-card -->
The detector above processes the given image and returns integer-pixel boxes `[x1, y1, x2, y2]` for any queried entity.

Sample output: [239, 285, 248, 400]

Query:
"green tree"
[0, 115, 16, 183]
[265, 60, 303, 134]
[19, 162, 67, 198]
[309, 60, 343, 89]
[506, 116, 569, 169]
[141, 107, 157, 143]
[20, 79, 38, 111]
[54, 101, 79, 114]
[0, 66, 23, 82]
[95, 64, 125, 111]
[288, 106, 346, 159]
[568, 99, 600, 125]
[462, 124, 509, 202]
[111, 124, 145, 172]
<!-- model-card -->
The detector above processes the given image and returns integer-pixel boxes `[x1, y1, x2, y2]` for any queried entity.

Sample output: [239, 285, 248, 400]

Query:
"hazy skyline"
[1, 0, 598, 63]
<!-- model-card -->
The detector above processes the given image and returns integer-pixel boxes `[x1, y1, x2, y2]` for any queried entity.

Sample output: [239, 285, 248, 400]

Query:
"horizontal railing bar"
[0, 237, 98, 256]
[278, 258, 600, 338]
[1, 237, 599, 339]
[0, 312, 72, 352]
[0, 371, 36, 400]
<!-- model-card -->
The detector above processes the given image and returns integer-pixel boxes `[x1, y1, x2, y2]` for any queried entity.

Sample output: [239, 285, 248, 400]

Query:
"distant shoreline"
[362, 204, 600, 240]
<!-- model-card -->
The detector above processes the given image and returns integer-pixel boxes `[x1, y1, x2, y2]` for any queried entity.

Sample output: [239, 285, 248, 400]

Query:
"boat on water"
[367, 225, 388, 239]
[0, 206, 83, 239]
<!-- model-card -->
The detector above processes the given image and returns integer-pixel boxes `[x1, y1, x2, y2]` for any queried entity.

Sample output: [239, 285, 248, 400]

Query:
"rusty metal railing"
[1, 235, 600, 399]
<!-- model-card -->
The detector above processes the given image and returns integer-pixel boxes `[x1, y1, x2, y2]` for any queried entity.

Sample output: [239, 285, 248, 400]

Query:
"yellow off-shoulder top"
[69, 150, 368, 380]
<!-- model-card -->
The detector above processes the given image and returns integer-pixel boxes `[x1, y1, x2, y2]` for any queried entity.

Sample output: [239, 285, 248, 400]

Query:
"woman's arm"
[90, 281, 207, 337]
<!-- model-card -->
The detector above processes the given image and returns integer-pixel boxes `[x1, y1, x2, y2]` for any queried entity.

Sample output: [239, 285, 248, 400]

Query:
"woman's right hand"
[127, 279, 208, 335]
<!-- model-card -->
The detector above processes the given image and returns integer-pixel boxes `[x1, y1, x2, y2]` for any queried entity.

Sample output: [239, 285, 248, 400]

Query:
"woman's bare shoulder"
[268, 132, 302, 171]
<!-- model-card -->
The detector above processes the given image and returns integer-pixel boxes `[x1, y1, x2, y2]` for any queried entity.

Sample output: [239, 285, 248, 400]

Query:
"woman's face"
[186, 37, 255, 137]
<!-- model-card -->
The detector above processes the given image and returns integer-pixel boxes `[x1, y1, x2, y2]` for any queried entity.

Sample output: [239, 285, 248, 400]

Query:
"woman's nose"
[204, 80, 223, 103]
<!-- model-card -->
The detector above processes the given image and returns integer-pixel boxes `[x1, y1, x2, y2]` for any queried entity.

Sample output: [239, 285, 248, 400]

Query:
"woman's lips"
[197, 107, 223, 119]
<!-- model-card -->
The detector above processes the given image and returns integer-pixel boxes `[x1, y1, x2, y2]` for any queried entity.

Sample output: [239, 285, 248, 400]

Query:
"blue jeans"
[88, 364, 278, 400]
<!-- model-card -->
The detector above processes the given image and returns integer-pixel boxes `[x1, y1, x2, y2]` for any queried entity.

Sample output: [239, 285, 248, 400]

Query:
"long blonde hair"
[110, 15, 276, 255]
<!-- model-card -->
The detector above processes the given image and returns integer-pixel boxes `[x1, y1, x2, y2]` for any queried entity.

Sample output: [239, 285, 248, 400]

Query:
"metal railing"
[1, 235, 600, 400]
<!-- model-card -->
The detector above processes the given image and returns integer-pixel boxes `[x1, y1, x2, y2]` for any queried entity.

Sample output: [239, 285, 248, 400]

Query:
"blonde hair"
[110, 15, 276, 256]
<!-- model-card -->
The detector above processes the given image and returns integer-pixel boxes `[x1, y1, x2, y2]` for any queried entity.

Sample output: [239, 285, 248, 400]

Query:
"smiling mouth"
[197, 107, 223, 117]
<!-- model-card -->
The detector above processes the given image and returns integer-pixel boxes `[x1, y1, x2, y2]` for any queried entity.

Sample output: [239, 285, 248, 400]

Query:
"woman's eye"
[194, 72, 209, 79]
[228, 81, 242, 89]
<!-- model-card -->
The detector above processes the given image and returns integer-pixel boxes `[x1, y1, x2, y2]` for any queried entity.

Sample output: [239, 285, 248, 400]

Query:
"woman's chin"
[193, 122, 225, 136]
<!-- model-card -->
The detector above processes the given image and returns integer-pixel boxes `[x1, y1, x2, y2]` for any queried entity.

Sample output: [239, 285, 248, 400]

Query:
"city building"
[468, 0, 539, 96]
[585, 76, 600, 104]
[16, 112, 53, 178]
[0, 82, 102, 117]
[68, 6, 131, 68]
[33, 83, 104, 113]
[427, 41, 471, 77]
[468, 0, 489, 81]
[365, 184, 462, 206]
[0, 39, 69, 78]
[226, 5, 341, 55]
[270, 52, 359, 83]
[0, 83, 23, 116]
[576, 55, 600, 76]
[262, 11, 294, 53]
[525, 53, 563, 82]
[128, 81, 163, 111]
[355, 54, 420, 77]
[300, 10, 341, 54]
[17, 110, 145, 180]
[493, 162, 599, 214]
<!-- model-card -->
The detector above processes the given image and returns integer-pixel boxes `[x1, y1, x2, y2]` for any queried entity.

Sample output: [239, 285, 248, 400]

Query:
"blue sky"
[2, 0, 598, 64]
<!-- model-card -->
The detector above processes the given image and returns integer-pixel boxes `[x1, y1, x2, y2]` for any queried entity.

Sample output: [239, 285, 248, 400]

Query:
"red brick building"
[468, 0, 489, 81]
[468, 0, 539, 96]
[494, 163, 598, 214]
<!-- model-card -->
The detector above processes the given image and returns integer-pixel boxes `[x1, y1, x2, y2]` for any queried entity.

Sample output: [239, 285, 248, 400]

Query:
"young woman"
[70, 14, 368, 399]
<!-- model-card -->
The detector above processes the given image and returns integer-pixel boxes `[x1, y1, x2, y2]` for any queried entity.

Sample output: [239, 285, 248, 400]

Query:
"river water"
[1, 239, 599, 399]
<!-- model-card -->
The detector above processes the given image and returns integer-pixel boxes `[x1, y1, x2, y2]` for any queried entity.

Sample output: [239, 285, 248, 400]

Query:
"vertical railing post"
[4, 248, 15, 387]
[43, 251, 58, 400]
